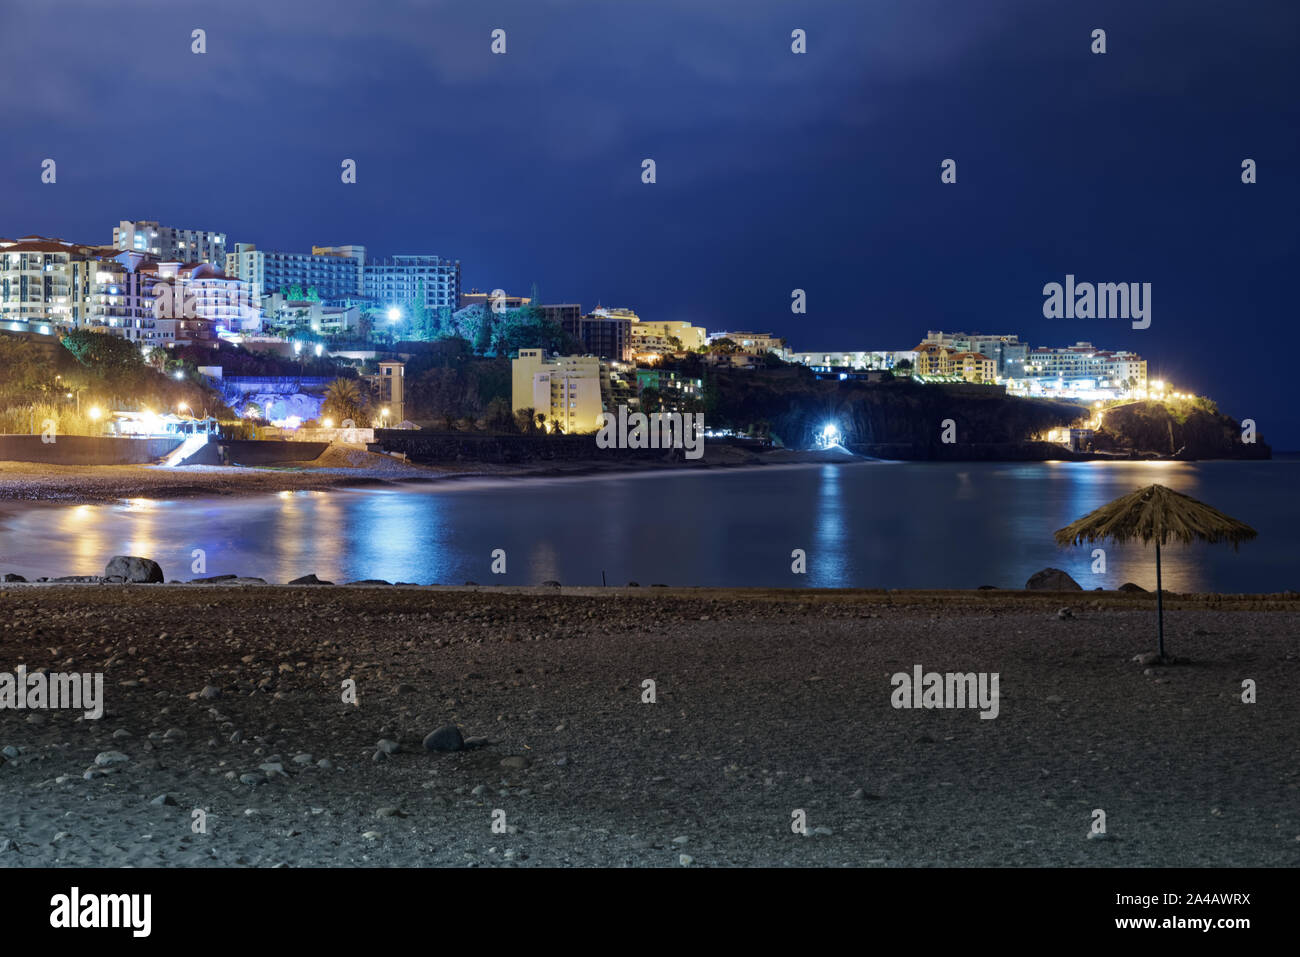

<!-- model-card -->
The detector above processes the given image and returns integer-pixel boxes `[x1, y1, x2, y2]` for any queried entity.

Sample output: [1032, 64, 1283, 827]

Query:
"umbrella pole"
[1155, 541, 1165, 660]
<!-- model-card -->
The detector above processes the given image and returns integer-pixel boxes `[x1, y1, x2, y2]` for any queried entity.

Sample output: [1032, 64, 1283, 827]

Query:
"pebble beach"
[0, 584, 1295, 867]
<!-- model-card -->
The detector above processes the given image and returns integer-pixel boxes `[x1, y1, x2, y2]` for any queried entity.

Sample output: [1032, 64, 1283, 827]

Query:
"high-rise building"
[562, 310, 633, 362]
[312, 245, 367, 299]
[113, 220, 228, 265]
[364, 256, 461, 314]
[0, 238, 79, 327]
[226, 244, 363, 299]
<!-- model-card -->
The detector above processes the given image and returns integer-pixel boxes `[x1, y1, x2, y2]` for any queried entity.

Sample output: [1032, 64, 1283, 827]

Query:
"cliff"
[1089, 400, 1269, 460]
[705, 372, 1267, 461]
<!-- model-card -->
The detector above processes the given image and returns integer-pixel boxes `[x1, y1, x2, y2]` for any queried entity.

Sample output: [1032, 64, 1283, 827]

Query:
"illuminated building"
[113, 220, 228, 266]
[511, 349, 610, 433]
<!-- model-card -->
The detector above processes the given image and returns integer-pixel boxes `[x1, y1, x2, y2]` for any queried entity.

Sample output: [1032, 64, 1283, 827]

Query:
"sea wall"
[182, 440, 330, 466]
[372, 430, 647, 464]
[0, 435, 182, 466]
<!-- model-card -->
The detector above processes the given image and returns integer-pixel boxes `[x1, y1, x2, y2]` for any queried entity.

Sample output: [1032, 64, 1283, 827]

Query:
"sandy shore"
[0, 445, 858, 505]
[0, 585, 1295, 867]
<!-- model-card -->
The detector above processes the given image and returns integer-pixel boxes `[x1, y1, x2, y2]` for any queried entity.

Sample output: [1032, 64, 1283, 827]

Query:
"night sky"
[2, 0, 1296, 445]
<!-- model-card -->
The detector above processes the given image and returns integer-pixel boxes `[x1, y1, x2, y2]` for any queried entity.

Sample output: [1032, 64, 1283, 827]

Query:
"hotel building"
[511, 348, 610, 434]
[364, 255, 461, 313]
[113, 220, 228, 266]
[226, 244, 363, 299]
[707, 331, 786, 356]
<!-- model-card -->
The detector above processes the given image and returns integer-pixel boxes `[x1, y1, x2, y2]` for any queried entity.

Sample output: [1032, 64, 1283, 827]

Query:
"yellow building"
[911, 342, 953, 375]
[511, 349, 609, 433]
[629, 318, 707, 353]
[950, 351, 995, 383]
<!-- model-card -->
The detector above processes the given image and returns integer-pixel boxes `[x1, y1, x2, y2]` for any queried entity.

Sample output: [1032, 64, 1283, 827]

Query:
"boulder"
[422, 725, 464, 752]
[288, 573, 333, 585]
[1, 573, 26, 583]
[104, 556, 163, 584]
[1025, 567, 1081, 591]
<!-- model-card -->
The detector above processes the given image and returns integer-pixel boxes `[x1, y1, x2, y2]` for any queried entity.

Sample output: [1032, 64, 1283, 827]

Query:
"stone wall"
[0, 435, 182, 465]
[371, 430, 642, 465]
[181, 440, 330, 466]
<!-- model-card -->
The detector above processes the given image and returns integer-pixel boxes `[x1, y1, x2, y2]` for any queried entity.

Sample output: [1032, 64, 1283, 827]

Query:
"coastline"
[0, 446, 864, 506]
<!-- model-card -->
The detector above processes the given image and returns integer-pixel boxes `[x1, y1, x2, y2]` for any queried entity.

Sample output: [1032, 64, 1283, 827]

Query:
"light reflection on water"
[0, 460, 1295, 592]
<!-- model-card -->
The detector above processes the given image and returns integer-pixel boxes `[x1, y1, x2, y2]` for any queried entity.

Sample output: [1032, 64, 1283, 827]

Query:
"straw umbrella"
[1054, 484, 1257, 660]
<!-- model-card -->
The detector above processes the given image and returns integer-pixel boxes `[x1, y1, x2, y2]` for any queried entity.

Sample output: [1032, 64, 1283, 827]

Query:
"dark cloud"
[1, 0, 1296, 444]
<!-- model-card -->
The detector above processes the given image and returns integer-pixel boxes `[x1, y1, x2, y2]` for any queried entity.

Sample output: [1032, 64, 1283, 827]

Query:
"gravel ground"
[0, 585, 1295, 868]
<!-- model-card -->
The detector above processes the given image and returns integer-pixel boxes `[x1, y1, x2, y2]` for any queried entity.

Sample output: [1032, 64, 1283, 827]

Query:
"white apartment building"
[226, 243, 363, 299]
[114, 220, 228, 265]
[0, 239, 168, 336]
[0, 238, 79, 326]
[1021, 342, 1147, 390]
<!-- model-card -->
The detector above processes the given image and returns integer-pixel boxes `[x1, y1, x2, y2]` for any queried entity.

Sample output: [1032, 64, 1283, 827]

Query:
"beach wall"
[182, 440, 330, 466]
[372, 430, 647, 464]
[0, 435, 182, 465]
[264, 427, 375, 445]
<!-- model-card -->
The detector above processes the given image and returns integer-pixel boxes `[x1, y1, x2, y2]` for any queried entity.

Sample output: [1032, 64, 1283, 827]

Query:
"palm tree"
[1054, 484, 1257, 660]
[321, 377, 366, 426]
